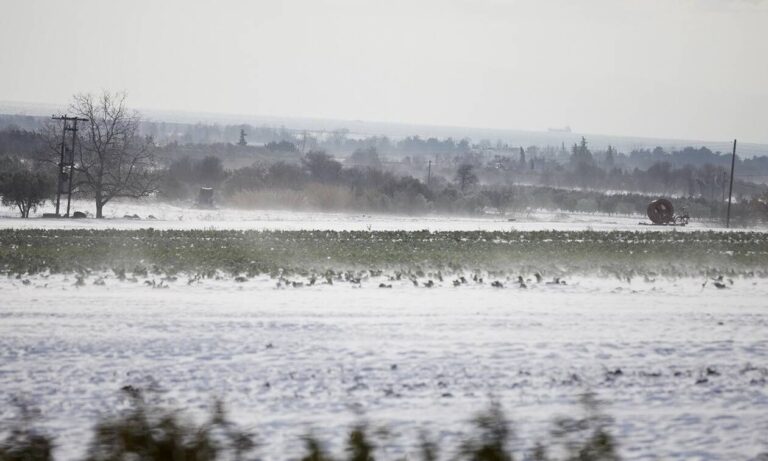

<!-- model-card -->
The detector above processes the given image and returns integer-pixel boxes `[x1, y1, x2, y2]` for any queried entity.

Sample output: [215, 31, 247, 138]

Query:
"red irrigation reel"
[644, 198, 689, 226]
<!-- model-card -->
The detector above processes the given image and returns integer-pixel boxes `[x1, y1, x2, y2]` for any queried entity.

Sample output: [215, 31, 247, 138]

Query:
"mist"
[1, 0, 767, 143]
[2, 3, 768, 461]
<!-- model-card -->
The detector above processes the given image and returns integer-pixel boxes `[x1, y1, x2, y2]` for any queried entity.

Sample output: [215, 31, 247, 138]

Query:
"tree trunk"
[95, 187, 104, 218]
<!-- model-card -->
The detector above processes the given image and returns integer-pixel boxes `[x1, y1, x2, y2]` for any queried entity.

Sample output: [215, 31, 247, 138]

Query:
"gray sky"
[1, 0, 767, 143]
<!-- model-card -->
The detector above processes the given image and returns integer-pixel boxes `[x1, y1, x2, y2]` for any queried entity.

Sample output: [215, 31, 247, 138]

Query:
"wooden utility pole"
[726, 139, 737, 228]
[52, 115, 88, 217]
[427, 160, 432, 186]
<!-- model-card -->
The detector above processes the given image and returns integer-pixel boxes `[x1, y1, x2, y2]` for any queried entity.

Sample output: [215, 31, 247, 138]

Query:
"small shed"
[197, 187, 215, 209]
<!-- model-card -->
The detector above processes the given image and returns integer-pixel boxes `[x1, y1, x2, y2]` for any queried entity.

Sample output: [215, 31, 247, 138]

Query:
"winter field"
[1, 201, 768, 460]
[0, 199, 757, 233]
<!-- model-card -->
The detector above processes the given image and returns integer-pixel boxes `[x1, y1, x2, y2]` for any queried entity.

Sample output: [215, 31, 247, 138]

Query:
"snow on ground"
[1, 275, 767, 460]
[0, 199, 757, 232]
[2, 201, 767, 459]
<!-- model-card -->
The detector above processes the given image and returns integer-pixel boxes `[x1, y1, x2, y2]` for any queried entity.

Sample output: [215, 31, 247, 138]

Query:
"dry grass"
[2, 392, 625, 461]
[226, 183, 357, 212]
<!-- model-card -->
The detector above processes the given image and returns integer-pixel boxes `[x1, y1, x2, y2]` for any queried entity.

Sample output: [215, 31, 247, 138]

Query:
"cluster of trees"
[0, 128, 44, 157]
[159, 151, 436, 214]
[0, 92, 157, 218]
[131, 119, 768, 176]
[472, 137, 765, 202]
[152, 150, 767, 223]
[4, 111, 768, 175]
[128, 117, 764, 174]
[0, 93, 767, 223]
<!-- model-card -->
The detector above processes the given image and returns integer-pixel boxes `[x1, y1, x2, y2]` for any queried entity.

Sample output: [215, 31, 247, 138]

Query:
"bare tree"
[57, 92, 156, 218]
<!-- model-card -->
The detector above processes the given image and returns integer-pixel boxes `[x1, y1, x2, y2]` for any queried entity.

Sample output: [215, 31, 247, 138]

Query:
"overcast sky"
[1, 0, 766, 143]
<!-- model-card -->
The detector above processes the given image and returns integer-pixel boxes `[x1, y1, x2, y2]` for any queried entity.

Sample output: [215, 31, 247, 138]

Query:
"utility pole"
[427, 160, 432, 186]
[726, 139, 737, 228]
[52, 115, 88, 217]
[54, 118, 68, 216]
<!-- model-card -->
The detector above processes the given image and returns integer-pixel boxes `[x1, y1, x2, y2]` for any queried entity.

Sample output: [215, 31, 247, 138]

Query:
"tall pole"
[55, 118, 68, 216]
[427, 160, 432, 186]
[65, 119, 79, 217]
[726, 139, 737, 228]
[52, 115, 88, 218]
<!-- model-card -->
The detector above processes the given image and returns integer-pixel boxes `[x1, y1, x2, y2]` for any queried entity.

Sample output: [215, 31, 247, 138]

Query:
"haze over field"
[2, 2, 768, 461]
[1, 0, 767, 143]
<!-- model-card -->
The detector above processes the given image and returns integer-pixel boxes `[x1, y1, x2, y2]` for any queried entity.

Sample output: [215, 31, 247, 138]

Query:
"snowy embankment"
[0, 199, 754, 233]
[1, 276, 767, 460]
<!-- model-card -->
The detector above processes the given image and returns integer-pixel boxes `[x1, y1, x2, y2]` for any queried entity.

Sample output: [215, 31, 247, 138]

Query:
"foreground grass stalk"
[1, 390, 627, 461]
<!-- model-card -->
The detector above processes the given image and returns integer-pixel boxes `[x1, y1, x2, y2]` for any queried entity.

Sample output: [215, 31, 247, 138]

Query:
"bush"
[0, 156, 54, 218]
[222, 165, 266, 197]
[158, 156, 230, 201]
[303, 151, 342, 184]
[84, 388, 255, 461]
[459, 401, 513, 461]
[0, 399, 53, 461]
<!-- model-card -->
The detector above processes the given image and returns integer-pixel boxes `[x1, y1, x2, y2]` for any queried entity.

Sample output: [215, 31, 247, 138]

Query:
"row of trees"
[0, 92, 766, 223]
[159, 151, 435, 214]
[3, 116, 768, 198]
[150, 150, 767, 223]
[6, 111, 766, 176]
[455, 137, 764, 202]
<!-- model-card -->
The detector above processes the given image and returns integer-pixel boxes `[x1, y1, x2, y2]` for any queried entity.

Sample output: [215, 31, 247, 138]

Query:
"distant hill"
[1, 100, 766, 158]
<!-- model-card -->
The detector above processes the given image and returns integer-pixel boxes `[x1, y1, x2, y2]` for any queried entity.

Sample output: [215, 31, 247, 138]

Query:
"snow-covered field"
[2, 201, 767, 460]
[1, 274, 767, 460]
[0, 199, 756, 233]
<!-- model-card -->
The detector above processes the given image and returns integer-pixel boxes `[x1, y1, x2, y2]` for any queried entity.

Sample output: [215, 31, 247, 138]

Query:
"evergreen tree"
[604, 145, 615, 169]
[571, 136, 595, 167]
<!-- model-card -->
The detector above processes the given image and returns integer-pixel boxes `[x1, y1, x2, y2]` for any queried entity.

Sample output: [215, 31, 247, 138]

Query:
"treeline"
[474, 138, 766, 201]
[160, 152, 435, 214]
[155, 150, 767, 224]
[0, 128, 45, 158]
[2, 147, 766, 224]
[2, 114, 767, 176]
[1, 119, 767, 223]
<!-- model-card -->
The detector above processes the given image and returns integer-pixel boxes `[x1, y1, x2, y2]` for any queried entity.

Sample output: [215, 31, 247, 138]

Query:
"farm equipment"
[195, 187, 215, 209]
[642, 198, 689, 226]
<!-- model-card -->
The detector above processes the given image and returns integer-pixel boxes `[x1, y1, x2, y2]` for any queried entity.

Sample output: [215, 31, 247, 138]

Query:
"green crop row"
[1, 228, 766, 278]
